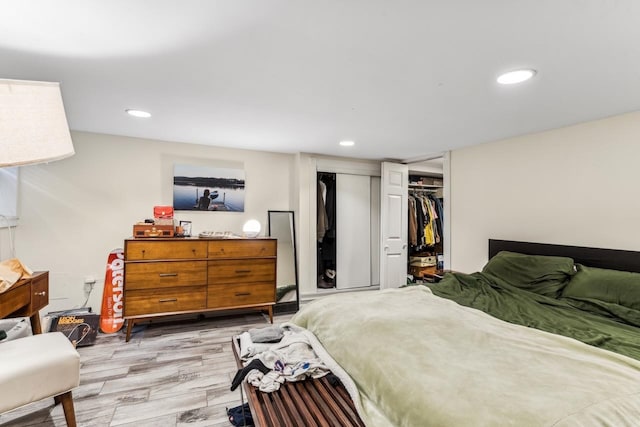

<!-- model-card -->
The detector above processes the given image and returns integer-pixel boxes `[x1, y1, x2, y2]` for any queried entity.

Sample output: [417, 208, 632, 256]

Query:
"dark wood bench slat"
[316, 377, 365, 427]
[270, 389, 297, 427]
[302, 379, 344, 427]
[261, 393, 281, 427]
[333, 378, 368, 426]
[279, 383, 316, 427]
[294, 381, 332, 427]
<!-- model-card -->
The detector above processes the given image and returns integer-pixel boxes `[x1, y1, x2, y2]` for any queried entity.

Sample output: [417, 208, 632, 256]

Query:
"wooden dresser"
[123, 238, 276, 341]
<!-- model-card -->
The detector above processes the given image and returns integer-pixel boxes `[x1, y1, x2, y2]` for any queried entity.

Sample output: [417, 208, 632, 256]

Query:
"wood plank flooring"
[0, 311, 292, 427]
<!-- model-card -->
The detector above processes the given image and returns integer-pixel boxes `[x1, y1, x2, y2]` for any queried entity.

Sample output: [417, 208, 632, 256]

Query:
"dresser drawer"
[207, 282, 275, 308]
[208, 239, 276, 258]
[30, 273, 49, 312]
[208, 259, 276, 284]
[126, 240, 207, 261]
[125, 261, 207, 290]
[125, 286, 206, 316]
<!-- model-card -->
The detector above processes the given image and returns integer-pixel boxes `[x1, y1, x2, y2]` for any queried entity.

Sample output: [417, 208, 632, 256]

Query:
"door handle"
[159, 273, 178, 277]
[384, 246, 389, 251]
[158, 298, 178, 303]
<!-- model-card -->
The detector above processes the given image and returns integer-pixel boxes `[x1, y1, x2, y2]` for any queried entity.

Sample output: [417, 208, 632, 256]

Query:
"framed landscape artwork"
[173, 164, 245, 212]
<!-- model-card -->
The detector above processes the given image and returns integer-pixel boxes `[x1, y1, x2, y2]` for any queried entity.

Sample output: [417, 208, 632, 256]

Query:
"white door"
[380, 162, 408, 289]
[336, 174, 371, 289]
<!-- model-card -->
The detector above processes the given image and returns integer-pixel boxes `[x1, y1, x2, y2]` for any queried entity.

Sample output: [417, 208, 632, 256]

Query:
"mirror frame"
[268, 210, 300, 313]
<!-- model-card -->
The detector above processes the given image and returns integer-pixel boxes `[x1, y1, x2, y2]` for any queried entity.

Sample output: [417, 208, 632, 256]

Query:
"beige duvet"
[290, 286, 640, 426]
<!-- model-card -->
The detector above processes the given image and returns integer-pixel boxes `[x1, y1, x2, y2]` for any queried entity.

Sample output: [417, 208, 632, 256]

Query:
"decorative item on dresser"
[123, 237, 277, 342]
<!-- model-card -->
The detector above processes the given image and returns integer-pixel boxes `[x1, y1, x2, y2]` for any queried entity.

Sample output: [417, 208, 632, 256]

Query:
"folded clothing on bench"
[233, 325, 330, 393]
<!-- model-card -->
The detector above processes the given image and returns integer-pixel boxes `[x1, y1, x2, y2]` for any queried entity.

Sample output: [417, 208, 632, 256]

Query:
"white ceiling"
[2, 1, 640, 161]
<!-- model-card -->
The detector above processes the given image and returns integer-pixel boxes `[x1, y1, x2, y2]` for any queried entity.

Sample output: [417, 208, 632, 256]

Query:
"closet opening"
[316, 170, 380, 291]
[317, 172, 336, 289]
[407, 158, 445, 283]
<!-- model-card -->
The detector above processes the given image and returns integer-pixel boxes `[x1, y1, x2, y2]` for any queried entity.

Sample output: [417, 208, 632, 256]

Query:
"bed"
[284, 239, 640, 426]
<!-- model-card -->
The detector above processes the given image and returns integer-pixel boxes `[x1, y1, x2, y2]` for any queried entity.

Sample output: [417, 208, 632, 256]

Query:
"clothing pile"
[226, 402, 253, 427]
[231, 325, 330, 393]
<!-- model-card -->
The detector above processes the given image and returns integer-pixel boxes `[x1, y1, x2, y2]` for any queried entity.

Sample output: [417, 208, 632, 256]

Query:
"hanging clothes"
[323, 175, 336, 239]
[408, 190, 444, 252]
[430, 195, 444, 244]
[317, 179, 328, 242]
[408, 197, 418, 247]
[421, 196, 435, 246]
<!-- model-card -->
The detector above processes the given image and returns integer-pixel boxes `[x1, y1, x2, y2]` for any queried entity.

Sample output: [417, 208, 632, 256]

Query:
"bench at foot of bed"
[231, 337, 365, 427]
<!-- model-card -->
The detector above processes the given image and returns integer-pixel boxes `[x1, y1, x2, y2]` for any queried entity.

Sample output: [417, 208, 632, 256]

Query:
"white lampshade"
[0, 79, 75, 167]
[242, 219, 261, 238]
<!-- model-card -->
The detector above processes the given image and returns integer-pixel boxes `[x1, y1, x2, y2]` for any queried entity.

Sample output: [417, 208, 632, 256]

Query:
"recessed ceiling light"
[339, 140, 355, 147]
[497, 69, 537, 85]
[125, 109, 151, 118]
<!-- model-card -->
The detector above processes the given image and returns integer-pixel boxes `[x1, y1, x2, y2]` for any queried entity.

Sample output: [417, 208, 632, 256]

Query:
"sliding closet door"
[336, 174, 371, 289]
[370, 176, 381, 286]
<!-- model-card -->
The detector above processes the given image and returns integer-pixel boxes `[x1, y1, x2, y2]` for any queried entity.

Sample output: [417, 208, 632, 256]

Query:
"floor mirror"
[268, 210, 299, 313]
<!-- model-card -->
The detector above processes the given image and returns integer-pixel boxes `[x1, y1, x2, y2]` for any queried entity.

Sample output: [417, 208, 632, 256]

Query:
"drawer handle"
[235, 292, 251, 297]
[35, 291, 47, 296]
[158, 298, 178, 303]
[159, 273, 178, 277]
[235, 269, 251, 274]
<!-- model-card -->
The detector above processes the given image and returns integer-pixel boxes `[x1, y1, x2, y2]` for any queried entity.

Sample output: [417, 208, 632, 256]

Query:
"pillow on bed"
[562, 264, 640, 310]
[482, 251, 575, 298]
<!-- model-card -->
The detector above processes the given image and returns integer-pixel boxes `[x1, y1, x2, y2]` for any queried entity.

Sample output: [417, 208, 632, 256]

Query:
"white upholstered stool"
[0, 332, 81, 427]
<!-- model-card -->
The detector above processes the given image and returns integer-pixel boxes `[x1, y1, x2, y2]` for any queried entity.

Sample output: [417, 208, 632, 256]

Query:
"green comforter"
[429, 271, 640, 361]
[291, 282, 640, 426]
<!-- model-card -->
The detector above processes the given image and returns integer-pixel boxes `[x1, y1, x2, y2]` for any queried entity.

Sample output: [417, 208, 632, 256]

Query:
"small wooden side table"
[0, 271, 49, 334]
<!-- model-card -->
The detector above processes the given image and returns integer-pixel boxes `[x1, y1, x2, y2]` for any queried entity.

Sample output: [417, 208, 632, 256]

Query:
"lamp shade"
[0, 79, 75, 167]
[242, 219, 261, 238]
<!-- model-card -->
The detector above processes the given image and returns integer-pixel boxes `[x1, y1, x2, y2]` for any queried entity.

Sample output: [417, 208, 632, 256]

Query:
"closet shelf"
[409, 184, 442, 189]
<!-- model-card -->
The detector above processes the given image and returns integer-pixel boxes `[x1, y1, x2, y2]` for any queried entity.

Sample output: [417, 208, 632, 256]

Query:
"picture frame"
[179, 220, 192, 237]
[173, 164, 245, 212]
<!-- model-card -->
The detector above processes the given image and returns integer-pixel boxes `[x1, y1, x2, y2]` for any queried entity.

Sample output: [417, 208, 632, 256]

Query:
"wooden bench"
[232, 338, 365, 427]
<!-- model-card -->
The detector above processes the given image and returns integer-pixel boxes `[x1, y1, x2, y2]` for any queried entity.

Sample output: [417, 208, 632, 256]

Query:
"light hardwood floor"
[0, 311, 292, 427]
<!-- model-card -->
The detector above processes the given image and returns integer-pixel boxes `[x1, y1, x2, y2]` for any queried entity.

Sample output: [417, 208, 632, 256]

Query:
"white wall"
[10, 131, 294, 314]
[13, 110, 639, 313]
[449, 111, 640, 273]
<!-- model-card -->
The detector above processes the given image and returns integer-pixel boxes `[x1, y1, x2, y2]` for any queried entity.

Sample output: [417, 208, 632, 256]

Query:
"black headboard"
[489, 239, 640, 273]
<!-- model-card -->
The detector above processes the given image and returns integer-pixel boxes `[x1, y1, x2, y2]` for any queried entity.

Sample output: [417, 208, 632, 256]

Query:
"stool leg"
[55, 391, 77, 427]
